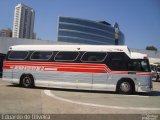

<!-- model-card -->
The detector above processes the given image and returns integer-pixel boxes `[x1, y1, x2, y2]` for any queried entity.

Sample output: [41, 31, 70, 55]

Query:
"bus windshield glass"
[128, 59, 151, 72]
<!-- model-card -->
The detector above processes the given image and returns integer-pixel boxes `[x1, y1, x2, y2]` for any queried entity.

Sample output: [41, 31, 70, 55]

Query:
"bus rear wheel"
[117, 80, 134, 94]
[20, 74, 34, 88]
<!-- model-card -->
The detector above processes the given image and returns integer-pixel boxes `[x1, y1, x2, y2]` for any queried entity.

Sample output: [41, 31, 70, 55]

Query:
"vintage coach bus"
[2, 45, 152, 94]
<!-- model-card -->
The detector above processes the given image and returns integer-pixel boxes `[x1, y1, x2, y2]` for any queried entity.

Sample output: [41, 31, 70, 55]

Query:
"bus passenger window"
[54, 51, 79, 61]
[107, 53, 127, 71]
[81, 52, 107, 62]
[30, 51, 53, 61]
[128, 60, 141, 71]
[127, 60, 150, 72]
[8, 51, 29, 60]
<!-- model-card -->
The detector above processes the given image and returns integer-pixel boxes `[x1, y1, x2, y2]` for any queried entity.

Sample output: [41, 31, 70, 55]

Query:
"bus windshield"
[128, 59, 151, 72]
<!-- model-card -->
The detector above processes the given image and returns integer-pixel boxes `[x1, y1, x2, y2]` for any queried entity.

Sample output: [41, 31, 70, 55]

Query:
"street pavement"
[0, 78, 160, 119]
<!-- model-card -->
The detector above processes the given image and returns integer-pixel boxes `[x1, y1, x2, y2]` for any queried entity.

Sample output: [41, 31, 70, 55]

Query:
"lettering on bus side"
[14, 66, 44, 71]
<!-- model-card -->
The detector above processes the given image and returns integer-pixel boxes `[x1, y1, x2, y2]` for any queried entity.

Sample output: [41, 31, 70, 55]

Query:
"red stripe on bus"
[110, 71, 128, 74]
[3, 61, 110, 73]
[136, 72, 153, 76]
[4, 62, 105, 67]
[3, 66, 11, 69]
[3, 61, 152, 75]
[3, 61, 112, 72]
[57, 68, 106, 73]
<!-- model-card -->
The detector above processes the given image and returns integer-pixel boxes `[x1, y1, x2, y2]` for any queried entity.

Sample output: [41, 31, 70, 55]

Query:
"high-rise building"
[58, 16, 125, 45]
[12, 3, 35, 39]
[0, 28, 12, 37]
[32, 32, 36, 39]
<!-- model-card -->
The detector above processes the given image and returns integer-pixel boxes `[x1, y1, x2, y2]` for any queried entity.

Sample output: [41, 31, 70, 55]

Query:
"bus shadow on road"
[6, 84, 160, 97]
[134, 91, 160, 96]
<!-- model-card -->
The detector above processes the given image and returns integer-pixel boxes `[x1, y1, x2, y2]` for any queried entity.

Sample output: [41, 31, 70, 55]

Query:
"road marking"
[44, 90, 160, 111]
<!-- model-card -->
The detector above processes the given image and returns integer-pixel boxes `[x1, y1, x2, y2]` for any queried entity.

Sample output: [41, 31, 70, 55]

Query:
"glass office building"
[58, 16, 125, 45]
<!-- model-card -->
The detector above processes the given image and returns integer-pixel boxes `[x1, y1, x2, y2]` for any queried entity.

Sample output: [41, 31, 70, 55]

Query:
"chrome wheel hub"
[120, 82, 130, 92]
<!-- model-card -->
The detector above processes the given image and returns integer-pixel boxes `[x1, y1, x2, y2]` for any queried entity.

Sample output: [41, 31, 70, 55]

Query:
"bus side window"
[54, 51, 79, 61]
[81, 52, 107, 63]
[30, 51, 53, 61]
[107, 52, 127, 71]
[8, 51, 29, 60]
[128, 60, 150, 72]
[128, 60, 140, 71]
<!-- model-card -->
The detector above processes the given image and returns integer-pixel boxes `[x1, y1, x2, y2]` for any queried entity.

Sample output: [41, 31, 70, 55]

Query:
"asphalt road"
[0, 78, 160, 119]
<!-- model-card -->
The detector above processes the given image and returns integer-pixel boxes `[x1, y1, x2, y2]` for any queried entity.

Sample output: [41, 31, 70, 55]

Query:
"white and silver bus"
[2, 45, 152, 94]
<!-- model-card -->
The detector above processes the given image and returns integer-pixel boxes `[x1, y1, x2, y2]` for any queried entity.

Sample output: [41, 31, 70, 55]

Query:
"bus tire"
[20, 74, 34, 88]
[116, 79, 135, 94]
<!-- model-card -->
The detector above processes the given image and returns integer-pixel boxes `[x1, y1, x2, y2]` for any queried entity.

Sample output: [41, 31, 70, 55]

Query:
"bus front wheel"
[20, 74, 34, 88]
[116, 79, 135, 94]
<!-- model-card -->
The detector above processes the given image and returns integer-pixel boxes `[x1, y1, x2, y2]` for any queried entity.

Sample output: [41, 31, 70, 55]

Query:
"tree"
[146, 46, 157, 51]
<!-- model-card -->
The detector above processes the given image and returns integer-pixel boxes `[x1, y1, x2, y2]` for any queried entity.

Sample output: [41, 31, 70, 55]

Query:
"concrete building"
[0, 28, 12, 37]
[12, 3, 35, 39]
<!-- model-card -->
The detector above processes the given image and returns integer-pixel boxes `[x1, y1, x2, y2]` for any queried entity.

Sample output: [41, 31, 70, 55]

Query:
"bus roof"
[9, 45, 129, 51]
[130, 52, 148, 59]
[9, 44, 130, 54]
[9, 45, 147, 59]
